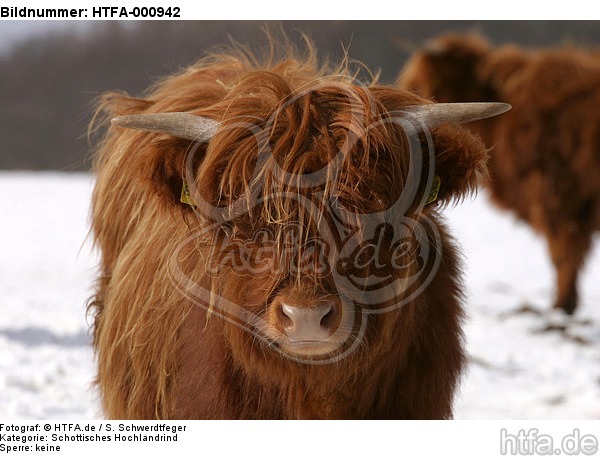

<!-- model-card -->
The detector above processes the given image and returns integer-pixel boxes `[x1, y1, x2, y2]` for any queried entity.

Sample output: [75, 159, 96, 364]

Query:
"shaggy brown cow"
[400, 33, 600, 315]
[89, 43, 508, 419]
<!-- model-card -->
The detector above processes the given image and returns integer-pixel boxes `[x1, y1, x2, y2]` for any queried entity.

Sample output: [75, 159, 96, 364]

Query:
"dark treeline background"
[1, 20, 599, 171]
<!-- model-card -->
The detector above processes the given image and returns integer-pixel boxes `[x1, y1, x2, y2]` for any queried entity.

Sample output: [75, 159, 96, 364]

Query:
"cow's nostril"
[319, 303, 335, 330]
[279, 304, 294, 327]
[271, 300, 347, 355]
[278, 302, 335, 336]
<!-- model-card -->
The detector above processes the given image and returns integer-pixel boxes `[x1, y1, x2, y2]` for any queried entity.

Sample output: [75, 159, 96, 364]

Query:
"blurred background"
[3, 20, 600, 171]
[0, 21, 599, 419]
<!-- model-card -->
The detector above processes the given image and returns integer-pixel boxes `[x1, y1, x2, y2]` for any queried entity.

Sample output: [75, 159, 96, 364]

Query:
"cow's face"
[199, 209, 425, 361]
[111, 76, 507, 364]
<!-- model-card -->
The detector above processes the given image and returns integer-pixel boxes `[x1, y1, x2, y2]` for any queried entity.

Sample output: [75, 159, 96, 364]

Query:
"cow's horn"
[402, 102, 511, 127]
[111, 112, 219, 141]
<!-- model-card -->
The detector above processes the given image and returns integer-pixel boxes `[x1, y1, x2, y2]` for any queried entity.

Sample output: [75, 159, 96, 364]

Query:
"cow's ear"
[400, 102, 508, 206]
[110, 112, 219, 209]
[147, 137, 201, 209]
[425, 123, 490, 205]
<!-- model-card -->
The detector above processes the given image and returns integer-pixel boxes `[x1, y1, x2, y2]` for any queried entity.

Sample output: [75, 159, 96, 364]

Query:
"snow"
[447, 194, 600, 419]
[0, 172, 101, 419]
[0, 172, 598, 419]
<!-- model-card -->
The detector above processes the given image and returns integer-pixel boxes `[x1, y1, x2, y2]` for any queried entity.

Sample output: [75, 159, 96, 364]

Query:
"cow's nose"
[278, 301, 336, 340]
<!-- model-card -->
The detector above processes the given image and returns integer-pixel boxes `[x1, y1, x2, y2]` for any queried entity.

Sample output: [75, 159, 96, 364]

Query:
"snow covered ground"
[0, 172, 598, 419]
[449, 193, 600, 419]
[0, 172, 101, 419]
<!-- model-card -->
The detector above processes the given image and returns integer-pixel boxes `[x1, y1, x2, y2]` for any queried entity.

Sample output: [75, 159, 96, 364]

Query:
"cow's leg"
[547, 226, 591, 315]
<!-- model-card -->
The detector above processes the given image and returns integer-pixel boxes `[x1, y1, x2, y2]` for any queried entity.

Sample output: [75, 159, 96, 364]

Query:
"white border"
[1, 1, 599, 20]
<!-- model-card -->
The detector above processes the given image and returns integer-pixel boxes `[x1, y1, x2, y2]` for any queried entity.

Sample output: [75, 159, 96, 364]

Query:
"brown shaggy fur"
[400, 33, 600, 315]
[89, 42, 490, 419]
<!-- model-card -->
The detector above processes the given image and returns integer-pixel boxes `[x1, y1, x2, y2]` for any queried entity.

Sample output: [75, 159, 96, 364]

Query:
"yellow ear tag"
[425, 175, 441, 205]
[180, 179, 195, 206]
